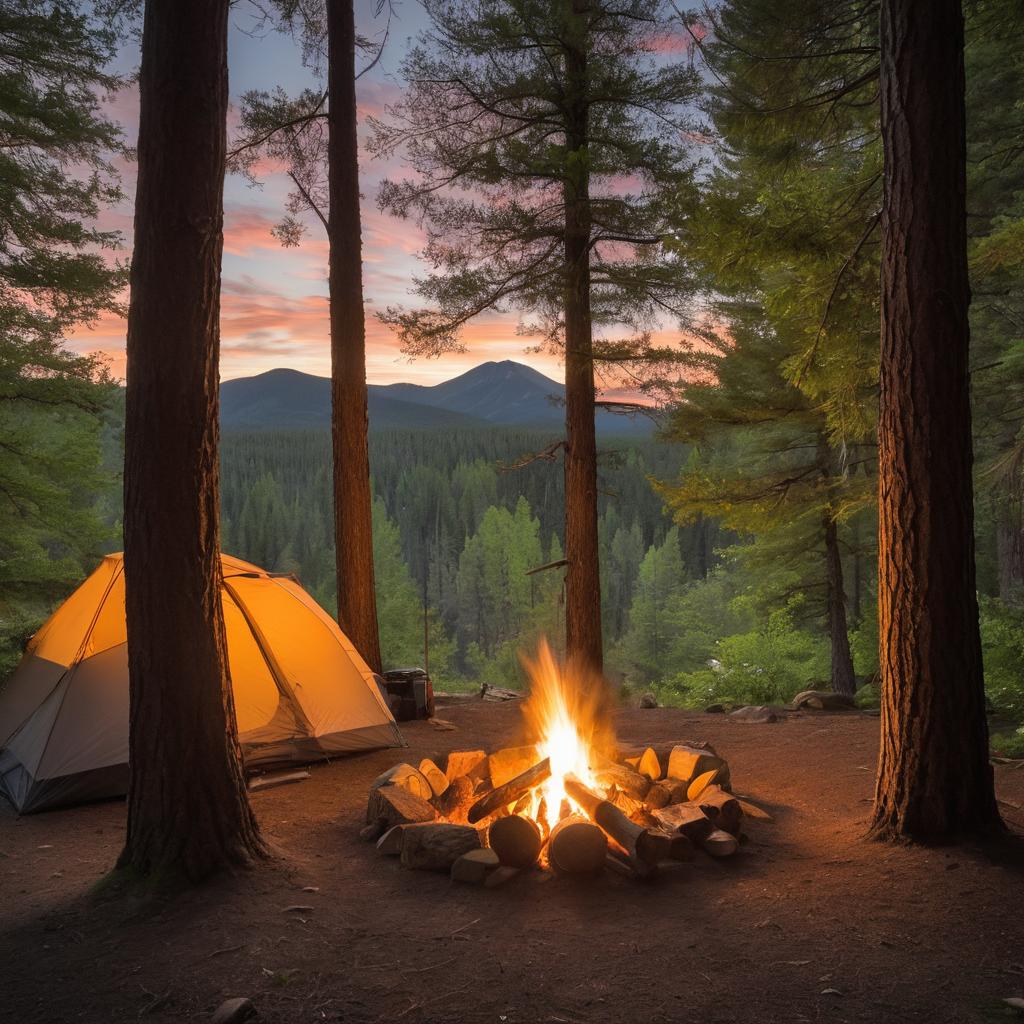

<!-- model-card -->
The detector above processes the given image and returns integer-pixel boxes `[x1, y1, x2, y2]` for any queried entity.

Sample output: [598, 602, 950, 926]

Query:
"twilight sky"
[68, 1, 691, 389]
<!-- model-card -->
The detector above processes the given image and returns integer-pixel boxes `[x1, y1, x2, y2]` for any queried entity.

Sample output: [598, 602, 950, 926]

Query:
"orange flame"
[520, 639, 616, 830]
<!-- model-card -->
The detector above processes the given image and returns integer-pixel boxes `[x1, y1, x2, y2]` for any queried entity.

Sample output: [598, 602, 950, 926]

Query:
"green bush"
[658, 606, 829, 708]
[990, 726, 1024, 758]
[979, 597, 1024, 720]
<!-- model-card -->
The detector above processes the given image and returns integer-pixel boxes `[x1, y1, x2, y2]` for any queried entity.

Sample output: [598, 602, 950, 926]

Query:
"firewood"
[400, 823, 482, 871]
[667, 746, 730, 790]
[735, 795, 775, 821]
[644, 781, 674, 810]
[487, 745, 540, 787]
[659, 828, 694, 862]
[467, 757, 551, 824]
[592, 761, 651, 799]
[418, 758, 449, 797]
[488, 814, 543, 869]
[451, 848, 499, 884]
[687, 768, 721, 801]
[433, 774, 475, 823]
[604, 851, 637, 878]
[369, 764, 433, 805]
[607, 787, 647, 822]
[360, 821, 386, 842]
[376, 825, 406, 855]
[695, 785, 743, 835]
[444, 749, 487, 784]
[650, 802, 715, 843]
[548, 814, 608, 874]
[617, 740, 718, 777]
[366, 784, 436, 830]
[564, 773, 671, 865]
[634, 748, 661, 780]
[699, 828, 739, 858]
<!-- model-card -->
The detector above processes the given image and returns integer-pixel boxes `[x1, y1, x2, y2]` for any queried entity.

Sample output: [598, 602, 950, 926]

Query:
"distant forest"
[218, 428, 725, 688]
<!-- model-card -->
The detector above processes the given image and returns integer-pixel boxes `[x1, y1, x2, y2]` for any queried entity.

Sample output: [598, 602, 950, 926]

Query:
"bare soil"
[1, 703, 1023, 1024]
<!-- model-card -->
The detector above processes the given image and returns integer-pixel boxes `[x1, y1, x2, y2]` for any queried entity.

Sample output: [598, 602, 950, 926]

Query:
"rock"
[639, 692, 658, 709]
[211, 998, 255, 1024]
[728, 705, 779, 724]
[450, 847, 500, 884]
[790, 689, 856, 711]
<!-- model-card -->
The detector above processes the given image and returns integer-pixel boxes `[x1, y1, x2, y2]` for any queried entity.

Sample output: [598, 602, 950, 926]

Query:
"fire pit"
[361, 642, 751, 884]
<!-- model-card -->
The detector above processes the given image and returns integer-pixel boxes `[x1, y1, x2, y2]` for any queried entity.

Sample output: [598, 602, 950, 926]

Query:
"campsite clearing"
[1, 702, 1022, 1024]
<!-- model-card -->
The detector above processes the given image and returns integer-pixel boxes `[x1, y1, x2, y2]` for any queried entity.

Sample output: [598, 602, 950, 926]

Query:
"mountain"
[220, 361, 654, 435]
[220, 369, 491, 432]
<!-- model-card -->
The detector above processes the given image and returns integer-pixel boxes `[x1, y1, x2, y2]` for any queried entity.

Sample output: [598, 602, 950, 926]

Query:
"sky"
[67, 1, 690, 389]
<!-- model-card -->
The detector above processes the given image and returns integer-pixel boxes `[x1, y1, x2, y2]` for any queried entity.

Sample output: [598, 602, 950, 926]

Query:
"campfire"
[361, 641, 748, 884]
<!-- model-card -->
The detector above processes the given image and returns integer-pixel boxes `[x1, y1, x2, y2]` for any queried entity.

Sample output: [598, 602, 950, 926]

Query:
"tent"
[0, 553, 404, 813]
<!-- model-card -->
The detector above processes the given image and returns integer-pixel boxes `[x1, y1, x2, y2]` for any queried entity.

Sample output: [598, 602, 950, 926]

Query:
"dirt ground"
[1, 703, 1023, 1024]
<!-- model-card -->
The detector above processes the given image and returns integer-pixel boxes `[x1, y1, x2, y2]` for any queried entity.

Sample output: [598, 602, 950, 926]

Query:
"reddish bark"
[326, 0, 383, 673]
[120, 0, 265, 880]
[871, 0, 1002, 840]
[562, 0, 603, 673]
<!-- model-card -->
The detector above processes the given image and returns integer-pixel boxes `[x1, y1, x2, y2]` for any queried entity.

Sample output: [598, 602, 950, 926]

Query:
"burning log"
[563, 773, 671, 866]
[433, 774, 475, 822]
[592, 761, 651, 800]
[467, 757, 552, 824]
[488, 814, 543, 869]
[548, 814, 608, 874]
[400, 823, 482, 871]
[487, 745, 541, 787]
[366, 784, 436, 832]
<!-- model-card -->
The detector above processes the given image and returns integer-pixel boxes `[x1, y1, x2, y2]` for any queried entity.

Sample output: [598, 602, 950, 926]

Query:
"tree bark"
[327, 0, 382, 673]
[562, 0, 603, 672]
[996, 508, 1024, 604]
[871, 0, 1002, 841]
[120, 0, 265, 881]
[824, 512, 857, 696]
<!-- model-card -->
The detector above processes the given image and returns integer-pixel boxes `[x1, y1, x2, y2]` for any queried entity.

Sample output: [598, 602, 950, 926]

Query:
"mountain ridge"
[219, 360, 653, 435]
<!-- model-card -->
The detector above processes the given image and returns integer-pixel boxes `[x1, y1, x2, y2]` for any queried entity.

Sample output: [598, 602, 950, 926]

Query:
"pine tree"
[869, 0, 1003, 841]
[369, 0, 701, 670]
[120, 0, 265, 881]
[0, 1, 127, 645]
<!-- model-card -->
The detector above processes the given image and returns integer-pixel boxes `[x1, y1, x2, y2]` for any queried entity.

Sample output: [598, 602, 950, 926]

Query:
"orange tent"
[0, 553, 403, 812]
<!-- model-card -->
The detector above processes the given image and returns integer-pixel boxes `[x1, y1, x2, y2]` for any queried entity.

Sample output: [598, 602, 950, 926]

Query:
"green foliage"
[664, 606, 830, 709]
[371, 498, 454, 679]
[979, 598, 1024, 720]
[0, 1, 126, 673]
[370, 0, 699, 386]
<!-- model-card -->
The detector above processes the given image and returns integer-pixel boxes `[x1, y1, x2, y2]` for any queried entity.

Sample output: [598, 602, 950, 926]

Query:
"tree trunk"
[871, 0, 1002, 841]
[562, 0, 603, 672]
[120, 0, 265, 882]
[824, 512, 857, 696]
[327, 0, 382, 673]
[996, 507, 1024, 604]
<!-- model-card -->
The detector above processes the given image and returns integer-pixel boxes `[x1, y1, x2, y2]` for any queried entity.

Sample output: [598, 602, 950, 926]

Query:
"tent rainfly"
[0, 553, 404, 813]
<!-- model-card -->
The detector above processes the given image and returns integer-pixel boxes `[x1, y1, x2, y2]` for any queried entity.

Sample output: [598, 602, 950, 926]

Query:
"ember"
[362, 640, 754, 884]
